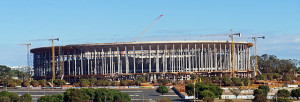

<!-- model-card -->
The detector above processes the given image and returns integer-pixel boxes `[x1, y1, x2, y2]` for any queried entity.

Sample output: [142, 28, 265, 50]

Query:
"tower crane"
[30, 38, 59, 84]
[134, 15, 163, 42]
[17, 43, 32, 78]
[200, 30, 241, 78]
[237, 35, 265, 76]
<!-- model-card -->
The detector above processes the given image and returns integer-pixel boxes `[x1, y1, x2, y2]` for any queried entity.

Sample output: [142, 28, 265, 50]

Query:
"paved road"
[0, 88, 187, 102]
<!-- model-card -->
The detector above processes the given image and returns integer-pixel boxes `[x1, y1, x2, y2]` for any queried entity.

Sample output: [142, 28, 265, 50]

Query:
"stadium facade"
[31, 41, 254, 81]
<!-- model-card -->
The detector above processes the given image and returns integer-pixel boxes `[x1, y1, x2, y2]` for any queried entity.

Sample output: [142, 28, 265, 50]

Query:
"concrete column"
[125, 46, 129, 74]
[156, 45, 159, 73]
[149, 45, 152, 73]
[141, 45, 143, 73]
[94, 48, 97, 75]
[133, 46, 136, 74]
[188, 44, 191, 72]
[117, 46, 121, 74]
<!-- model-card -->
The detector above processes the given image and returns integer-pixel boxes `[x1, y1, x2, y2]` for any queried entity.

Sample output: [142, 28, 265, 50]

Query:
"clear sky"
[0, 0, 300, 66]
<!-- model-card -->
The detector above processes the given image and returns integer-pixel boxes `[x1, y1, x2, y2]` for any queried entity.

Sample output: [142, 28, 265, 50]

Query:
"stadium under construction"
[31, 41, 254, 82]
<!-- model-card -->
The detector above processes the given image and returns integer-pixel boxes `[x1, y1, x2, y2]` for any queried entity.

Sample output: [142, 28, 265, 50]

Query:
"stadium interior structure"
[31, 41, 254, 82]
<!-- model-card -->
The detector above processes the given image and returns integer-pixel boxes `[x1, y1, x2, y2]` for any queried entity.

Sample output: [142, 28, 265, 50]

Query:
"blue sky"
[0, 0, 300, 66]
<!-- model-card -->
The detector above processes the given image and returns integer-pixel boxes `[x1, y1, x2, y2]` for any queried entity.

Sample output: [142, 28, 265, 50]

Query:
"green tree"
[94, 88, 114, 102]
[254, 89, 267, 97]
[156, 85, 169, 95]
[277, 89, 291, 98]
[258, 85, 270, 96]
[0, 91, 20, 102]
[185, 83, 194, 96]
[80, 88, 95, 100]
[21, 93, 32, 102]
[38, 95, 53, 102]
[198, 90, 215, 100]
[64, 89, 89, 102]
[222, 78, 233, 86]
[0, 96, 11, 102]
[291, 88, 300, 100]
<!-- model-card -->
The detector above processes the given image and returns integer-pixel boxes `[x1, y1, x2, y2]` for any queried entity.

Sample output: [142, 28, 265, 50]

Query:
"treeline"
[38, 88, 131, 102]
[256, 54, 299, 75]
[0, 91, 32, 102]
[73, 77, 147, 87]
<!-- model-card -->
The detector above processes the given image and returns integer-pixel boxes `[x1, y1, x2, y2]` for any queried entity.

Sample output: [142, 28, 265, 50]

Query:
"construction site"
[30, 40, 255, 82]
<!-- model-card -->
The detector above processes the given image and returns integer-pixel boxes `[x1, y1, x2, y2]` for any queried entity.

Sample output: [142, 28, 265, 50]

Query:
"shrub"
[137, 77, 147, 83]
[7, 79, 16, 87]
[72, 83, 79, 87]
[38, 94, 63, 102]
[256, 74, 267, 80]
[22, 80, 30, 87]
[95, 80, 103, 86]
[156, 85, 169, 95]
[157, 79, 169, 85]
[53, 79, 67, 86]
[31, 80, 39, 87]
[241, 78, 250, 86]
[232, 78, 243, 86]
[38, 79, 47, 87]
[120, 80, 128, 86]
[222, 78, 233, 86]
[253, 94, 267, 102]
[79, 79, 90, 87]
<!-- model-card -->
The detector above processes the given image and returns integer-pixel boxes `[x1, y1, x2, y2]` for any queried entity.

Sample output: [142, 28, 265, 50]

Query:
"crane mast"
[201, 31, 241, 78]
[30, 38, 59, 84]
